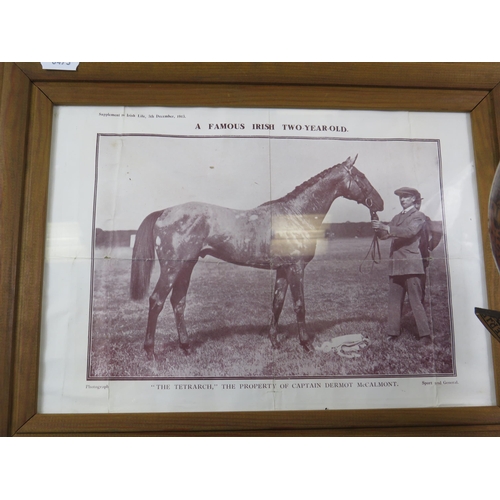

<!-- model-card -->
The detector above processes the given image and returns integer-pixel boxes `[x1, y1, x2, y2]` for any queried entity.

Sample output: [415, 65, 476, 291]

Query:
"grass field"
[89, 236, 454, 379]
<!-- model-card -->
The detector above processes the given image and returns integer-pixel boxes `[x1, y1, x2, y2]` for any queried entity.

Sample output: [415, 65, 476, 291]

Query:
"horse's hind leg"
[170, 261, 197, 354]
[269, 267, 288, 348]
[144, 264, 181, 360]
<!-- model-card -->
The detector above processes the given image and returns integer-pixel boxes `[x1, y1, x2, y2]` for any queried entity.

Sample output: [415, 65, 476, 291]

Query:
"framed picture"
[2, 63, 500, 435]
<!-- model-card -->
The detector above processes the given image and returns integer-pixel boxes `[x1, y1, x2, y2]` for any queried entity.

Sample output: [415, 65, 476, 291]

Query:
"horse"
[130, 155, 384, 359]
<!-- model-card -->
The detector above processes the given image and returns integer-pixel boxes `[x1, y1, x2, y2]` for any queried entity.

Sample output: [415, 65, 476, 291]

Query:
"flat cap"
[394, 187, 421, 199]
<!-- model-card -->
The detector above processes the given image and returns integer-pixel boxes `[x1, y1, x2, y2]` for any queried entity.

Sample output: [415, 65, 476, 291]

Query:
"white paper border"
[38, 106, 496, 413]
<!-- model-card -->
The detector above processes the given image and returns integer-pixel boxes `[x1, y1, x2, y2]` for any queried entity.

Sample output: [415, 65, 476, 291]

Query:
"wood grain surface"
[15, 62, 500, 90]
[0, 63, 31, 437]
[3, 62, 500, 436]
[35, 81, 488, 112]
[14, 405, 500, 436]
[10, 86, 53, 434]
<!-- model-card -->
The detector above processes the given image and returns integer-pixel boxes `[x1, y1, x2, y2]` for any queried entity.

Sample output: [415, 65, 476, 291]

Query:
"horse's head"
[341, 155, 384, 213]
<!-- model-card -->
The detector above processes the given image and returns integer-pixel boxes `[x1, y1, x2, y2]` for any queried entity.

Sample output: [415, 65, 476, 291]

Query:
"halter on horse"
[130, 155, 384, 359]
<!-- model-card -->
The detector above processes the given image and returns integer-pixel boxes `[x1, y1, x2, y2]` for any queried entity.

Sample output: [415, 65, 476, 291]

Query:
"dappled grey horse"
[130, 155, 384, 359]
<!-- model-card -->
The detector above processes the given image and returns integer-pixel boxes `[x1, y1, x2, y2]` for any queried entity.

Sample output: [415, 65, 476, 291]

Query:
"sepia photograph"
[88, 134, 454, 380]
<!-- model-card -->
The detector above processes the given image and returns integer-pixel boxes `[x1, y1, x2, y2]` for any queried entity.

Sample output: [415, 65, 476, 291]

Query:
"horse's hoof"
[180, 343, 191, 355]
[145, 350, 155, 361]
[269, 337, 280, 349]
[300, 340, 314, 353]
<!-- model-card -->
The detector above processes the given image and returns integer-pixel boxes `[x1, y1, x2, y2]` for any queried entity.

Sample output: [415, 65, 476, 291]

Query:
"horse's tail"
[130, 210, 163, 300]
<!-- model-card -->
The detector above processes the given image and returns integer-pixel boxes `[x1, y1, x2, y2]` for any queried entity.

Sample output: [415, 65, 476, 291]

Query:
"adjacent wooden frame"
[2, 62, 500, 436]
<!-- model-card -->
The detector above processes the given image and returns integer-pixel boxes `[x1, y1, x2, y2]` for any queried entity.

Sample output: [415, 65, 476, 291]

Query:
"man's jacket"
[376, 207, 427, 276]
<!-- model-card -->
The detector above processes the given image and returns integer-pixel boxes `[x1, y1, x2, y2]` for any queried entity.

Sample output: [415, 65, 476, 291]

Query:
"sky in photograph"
[95, 134, 443, 231]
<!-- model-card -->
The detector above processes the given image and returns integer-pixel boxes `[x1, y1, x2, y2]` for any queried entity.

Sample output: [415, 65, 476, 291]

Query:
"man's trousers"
[387, 274, 431, 338]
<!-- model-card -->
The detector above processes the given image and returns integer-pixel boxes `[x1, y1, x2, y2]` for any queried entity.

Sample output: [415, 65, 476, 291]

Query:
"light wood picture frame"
[2, 62, 500, 436]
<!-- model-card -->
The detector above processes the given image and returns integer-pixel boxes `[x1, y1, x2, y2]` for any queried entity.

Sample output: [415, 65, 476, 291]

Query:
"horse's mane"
[258, 161, 345, 208]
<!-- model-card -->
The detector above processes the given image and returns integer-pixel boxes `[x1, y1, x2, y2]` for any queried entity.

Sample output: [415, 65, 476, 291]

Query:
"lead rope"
[359, 211, 382, 273]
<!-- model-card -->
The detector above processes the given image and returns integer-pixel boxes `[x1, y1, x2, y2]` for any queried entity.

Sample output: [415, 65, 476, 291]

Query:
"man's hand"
[372, 220, 389, 231]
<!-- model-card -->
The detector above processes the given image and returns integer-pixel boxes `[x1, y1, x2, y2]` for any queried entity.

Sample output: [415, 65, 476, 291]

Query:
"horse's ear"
[344, 156, 354, 172]
[353, 154, 358, 164]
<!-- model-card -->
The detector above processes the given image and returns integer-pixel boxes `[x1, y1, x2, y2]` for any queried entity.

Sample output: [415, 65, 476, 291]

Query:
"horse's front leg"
[269, 267, 289, 348]
[286, 262, 314, 352]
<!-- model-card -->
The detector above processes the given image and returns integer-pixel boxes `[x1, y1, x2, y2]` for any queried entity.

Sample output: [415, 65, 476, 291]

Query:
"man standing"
[372, 187, 432, 345]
